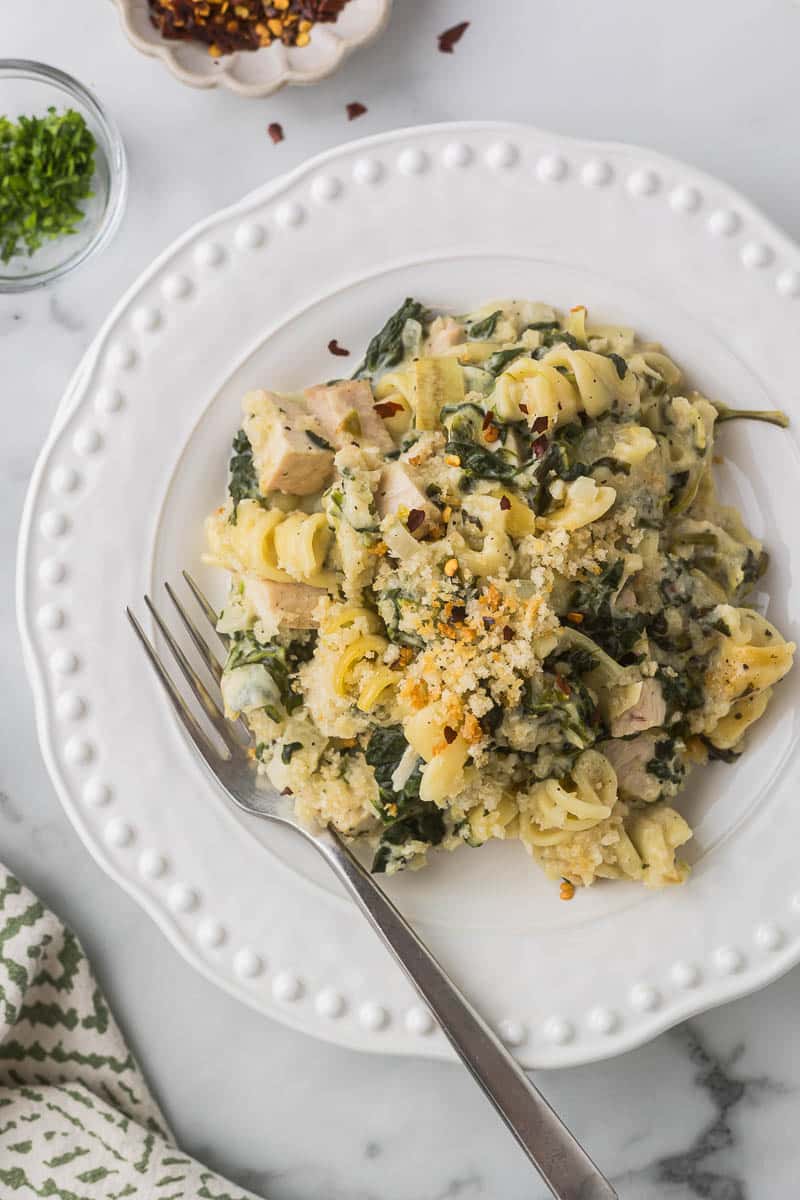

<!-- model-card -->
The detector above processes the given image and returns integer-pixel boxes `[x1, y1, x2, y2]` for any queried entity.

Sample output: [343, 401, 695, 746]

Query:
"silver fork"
[128, 574, 618, 1200]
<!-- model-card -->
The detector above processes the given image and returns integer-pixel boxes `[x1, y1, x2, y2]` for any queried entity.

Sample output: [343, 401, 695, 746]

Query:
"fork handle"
[313, 827, 617, 1200]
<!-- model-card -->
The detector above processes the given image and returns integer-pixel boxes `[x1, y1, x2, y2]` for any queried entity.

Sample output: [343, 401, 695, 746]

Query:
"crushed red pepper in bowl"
[147, 0, 352, 56]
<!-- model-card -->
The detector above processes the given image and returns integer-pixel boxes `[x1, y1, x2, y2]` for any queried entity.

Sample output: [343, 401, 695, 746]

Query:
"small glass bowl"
[0, 60, 128, 292]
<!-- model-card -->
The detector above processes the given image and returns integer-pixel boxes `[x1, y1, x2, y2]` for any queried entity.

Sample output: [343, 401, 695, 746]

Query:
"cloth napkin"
[0, 865, 258, 1199]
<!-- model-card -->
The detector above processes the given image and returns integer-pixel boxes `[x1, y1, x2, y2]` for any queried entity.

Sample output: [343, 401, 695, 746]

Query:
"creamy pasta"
[204, 298, 794, 892]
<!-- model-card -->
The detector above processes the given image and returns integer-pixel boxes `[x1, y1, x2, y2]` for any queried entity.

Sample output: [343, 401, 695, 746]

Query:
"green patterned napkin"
[0, 868, 258, 1199]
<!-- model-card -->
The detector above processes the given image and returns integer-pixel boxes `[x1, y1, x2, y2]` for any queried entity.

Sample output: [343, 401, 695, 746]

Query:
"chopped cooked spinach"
[228, 430, 260, 521]
[225, 633, 302, 714]
[646, 737, 686, 785]
[739, 548, 768, 596]
[281, 741, 303, 764]
[445, 438, 519, 482]
[371, 808, 446, 873]
[569, 560, 647, 661]
[608, 353, 628, 379]
[700, 737, 741, 763]
[656, 663, 705, 715]
[382, 589, 425, 649]
[485, 346, 528, 375]
[353, 297, 429, 379]
[467, 309, 502, 339]
[365, 726, 444, 872]
[546, 645, 599, 678]
[522, 672, 599, 747]
[532, 328, 580, 357]
[366, 726, 421, 812]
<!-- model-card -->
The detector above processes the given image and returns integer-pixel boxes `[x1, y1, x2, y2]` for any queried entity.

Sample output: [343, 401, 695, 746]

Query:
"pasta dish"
[204, 298, 794, 892]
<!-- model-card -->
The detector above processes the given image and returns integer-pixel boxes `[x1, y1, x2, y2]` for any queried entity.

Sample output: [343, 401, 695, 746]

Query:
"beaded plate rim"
[17, 121, 800, 1067]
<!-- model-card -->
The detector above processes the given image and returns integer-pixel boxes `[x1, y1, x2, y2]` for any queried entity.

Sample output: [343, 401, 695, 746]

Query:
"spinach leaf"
[365, 726, 444, 872]
[739, 548, 768, 596]
[353, 298, 429, 379]
[381, 589, 426, 649]
[485, 346, 528, 375]
[646, 738, 687, 785]
[569, 560, 647, 661]
[228, 430, 260, 520]
[445, 438, 519, 482]
[532, 328, 579, 357]
[366, 726, 421, 812]
[700, 736, 741, 764]
[712, 402, 788, 429]
[281, 741, 303, 764]
[608, 353, 628, 379]
[467, 310, 502, 339]
[225, 633, 302, 714]
[656, 664, 705, 715]
[546, 645, 599, 677]
[522, 673, 599, 747]
[372, 809, 446, 873]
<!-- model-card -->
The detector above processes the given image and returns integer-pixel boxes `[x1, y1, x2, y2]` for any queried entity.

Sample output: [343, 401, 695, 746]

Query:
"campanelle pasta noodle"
[203, 298, 795, 890]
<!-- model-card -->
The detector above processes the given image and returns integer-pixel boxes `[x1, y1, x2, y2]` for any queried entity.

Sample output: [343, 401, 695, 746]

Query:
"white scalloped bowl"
[112, 0, 391, 96]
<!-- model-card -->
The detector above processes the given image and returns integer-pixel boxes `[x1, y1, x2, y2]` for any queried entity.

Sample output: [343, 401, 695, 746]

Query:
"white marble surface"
[3, 2, 800, 1196]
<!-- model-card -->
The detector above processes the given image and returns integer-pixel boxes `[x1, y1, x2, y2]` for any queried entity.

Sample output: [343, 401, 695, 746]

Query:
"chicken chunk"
[245, 578, 325, 632]
[426, 316, 464, 355]
[305, 380, 394, 452]
[600, 734, 662, 804]
[242, 389, 333, 496]
[610, 679, 666, 738]
[374, 462, 439, 536]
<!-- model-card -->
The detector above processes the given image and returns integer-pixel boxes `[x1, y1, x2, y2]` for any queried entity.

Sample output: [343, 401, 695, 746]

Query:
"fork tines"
[126, 573, 248, 764]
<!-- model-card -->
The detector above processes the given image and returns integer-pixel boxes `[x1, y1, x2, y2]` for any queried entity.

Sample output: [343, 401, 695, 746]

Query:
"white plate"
[17, 123, 800, 1068]
[112, 0, 391, 98]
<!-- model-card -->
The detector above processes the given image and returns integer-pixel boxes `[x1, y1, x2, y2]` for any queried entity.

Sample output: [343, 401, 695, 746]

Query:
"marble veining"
[3, 0, 800, 1197]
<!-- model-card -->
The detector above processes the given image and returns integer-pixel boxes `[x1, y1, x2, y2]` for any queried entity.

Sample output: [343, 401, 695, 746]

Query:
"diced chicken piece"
[600, 734, 662, 804]
[610, 679, 666, 738]
[242, 389, 333, 496]
[426, 315, 464, 355]
[374, 462, 439, 537]
[245, 578, 325, 631]
[305, 380, 394, 452]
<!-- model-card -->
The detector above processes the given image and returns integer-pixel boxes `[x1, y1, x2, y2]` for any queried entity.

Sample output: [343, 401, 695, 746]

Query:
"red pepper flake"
[499, 495, 511, 511]
[267, 122, 285, 144]
[533, 435, 548, 458]
[373, 399, 404, 418]
[281, 786, 293, 796]
[449, 604, 467, 623]
[481, 411, 494, 430]
[554, 675, 572, 697]
[328, 339, 350, 356]
[531, 416, 548, 434]
[443, 725, 457, 744]
[346, 101, 367, 120]
[502, 625, 514, 642]
[518, 402, 529, 414]
[407, 508, 426, 533]
[438, 20, 469, 53]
